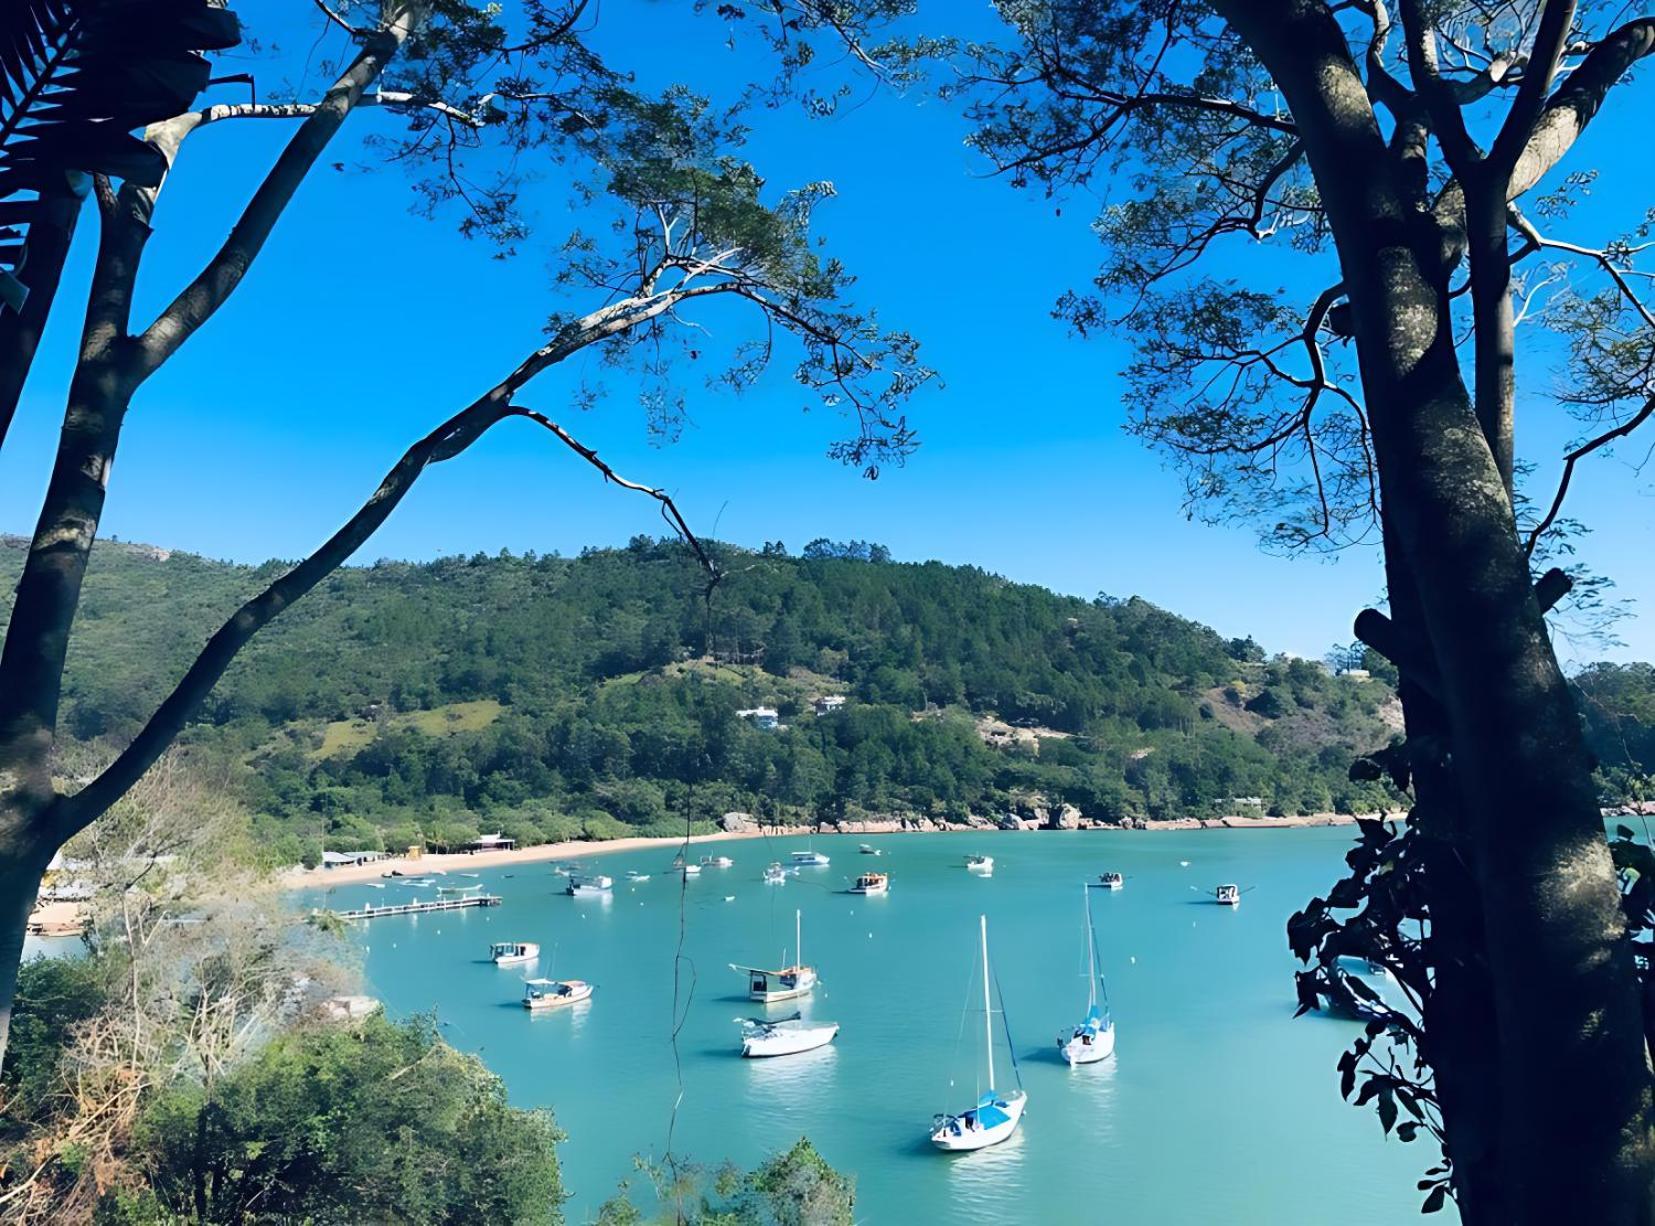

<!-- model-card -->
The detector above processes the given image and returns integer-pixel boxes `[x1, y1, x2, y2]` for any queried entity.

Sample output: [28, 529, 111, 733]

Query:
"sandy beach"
[279, 811, 1376, 890]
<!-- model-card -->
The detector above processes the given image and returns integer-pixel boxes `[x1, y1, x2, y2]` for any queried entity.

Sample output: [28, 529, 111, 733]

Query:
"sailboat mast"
[981, 914, 994, 1091]
[796, 909, 803, 968]
[1085, 885, 1098, 1009]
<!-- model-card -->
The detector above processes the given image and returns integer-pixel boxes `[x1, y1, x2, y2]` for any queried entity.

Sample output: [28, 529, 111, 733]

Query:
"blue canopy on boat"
[975, 1092, 1010, 1130]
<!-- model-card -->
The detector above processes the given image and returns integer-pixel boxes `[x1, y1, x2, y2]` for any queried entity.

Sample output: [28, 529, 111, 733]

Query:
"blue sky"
[3, 1, 1651, 663]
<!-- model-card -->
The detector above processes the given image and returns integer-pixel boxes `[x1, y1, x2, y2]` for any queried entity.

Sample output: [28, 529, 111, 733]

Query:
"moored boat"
[965, 854, 994, 875]
[700, 854, 735, 868]
[566, 874, 614, 897]
[1059, 884, 1117, 1066]
[731, 909, 818, 1002]
[491, 940, 540, 966]
[930, 915, 1027, 1152]
[1210, 883, 1244, 906]
[849, 871, 889, 896]
[763, 862, 788, 885]
[789, 849, 830, 867]
[859, 843, 883, 856]
[522, 978, 593, 1010]
[624, 870, 651, 883]
[1096, 872, 1124, 890]
[739, 1013, 840, 1058]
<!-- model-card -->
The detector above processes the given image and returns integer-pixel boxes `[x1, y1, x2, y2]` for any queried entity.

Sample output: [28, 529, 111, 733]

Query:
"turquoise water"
[311, 829, 1425, 1223]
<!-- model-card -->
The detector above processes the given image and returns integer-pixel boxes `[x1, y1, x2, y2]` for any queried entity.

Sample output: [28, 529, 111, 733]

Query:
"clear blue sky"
[3, 1, 1651, 663]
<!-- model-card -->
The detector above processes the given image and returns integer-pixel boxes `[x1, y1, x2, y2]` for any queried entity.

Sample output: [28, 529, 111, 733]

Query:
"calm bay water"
[310, 828, 1424, 1223]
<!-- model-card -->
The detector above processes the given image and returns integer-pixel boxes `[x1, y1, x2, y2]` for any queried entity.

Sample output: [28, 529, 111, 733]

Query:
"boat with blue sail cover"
[931, 915, 1027, 1151]
[1060, 884, 1116, 1066]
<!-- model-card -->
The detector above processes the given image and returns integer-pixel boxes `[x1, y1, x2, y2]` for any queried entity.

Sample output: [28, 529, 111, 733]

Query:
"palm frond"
[0, 0, 240, 311]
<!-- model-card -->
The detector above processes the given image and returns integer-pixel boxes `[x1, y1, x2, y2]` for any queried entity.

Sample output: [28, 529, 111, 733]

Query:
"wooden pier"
[330, 894, 502, 921]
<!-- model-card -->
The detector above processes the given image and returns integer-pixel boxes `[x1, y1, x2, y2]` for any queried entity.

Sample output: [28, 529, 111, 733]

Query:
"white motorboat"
[671, 854, 703, 877]
[763, 862, 788, 885]
[789, 849, 830, 867]
[1096, 872, 1124, 890]
[1203, 883, 1247, 906]
[1059, 884, 1117, 1066]
[739, 1012, 840, 1058]
[859, 844, 883, 856]
[491, 941, 540, 966]
[966, 854, 994, 875]
[566, 874, 614, 897]
[624, 870, 651, 883]
[731, 909, 818, 1002]
[849, 871, 889, 896]
[522, 978, 593, 1011]
[700, 854, 735, 868]
[930, 915, 1027, 1152]
[437, 883, 484, 897]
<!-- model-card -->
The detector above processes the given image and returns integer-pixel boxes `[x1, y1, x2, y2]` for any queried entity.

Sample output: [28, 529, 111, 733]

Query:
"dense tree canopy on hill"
[5, 534, 1648, 864]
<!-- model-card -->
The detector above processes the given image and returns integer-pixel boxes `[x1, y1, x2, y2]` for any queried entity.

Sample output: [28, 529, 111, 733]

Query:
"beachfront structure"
[737, 707, 781, 730]
[813, 695, 847, 716]
[321, 849, 384, 869]
[471, 833, 517, 851]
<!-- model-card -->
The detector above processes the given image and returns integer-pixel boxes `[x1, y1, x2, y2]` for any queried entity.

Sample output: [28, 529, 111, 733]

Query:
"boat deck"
[330, 894, 502, 921]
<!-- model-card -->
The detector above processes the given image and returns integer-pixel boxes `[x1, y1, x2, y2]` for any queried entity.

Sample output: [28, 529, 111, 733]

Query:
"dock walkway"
[330, 894, 502, 921]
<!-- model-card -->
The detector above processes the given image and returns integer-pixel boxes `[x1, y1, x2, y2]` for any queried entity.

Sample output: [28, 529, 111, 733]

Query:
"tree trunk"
[1381, 539, 1511, 1220]
[1354, 255, 1655, 1223]
[0, 814, 56, 1073]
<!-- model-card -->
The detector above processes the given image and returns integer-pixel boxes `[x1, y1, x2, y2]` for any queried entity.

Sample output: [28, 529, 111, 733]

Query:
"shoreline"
[279, 811, 1373, 890]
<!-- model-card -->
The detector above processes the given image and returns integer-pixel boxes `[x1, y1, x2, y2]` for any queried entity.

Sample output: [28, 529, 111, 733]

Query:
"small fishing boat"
[624, 870, 651, 883]
[1209, 883, 1244, 906]
[700, 854, 735, 868]
[789, 849, 830, 867]
[739, 1013, 840, 1058]
[763, 862, 788, 885]
[491, 941, 540, 966]
[522, 978, 593, 1011]
[437, 882, 484, 898]
[566, 874, 614, 897]
[849, 871, 889, 896]
[550, 862, 581, 877]
[859, 844, 883, 856]
[930, 916, 1027, 1152]
[1096, 872, 1124, 890]
[731, 909, 818, 1002]
[1059, 885, 1117, 1066]
[965, 854, 994, 875]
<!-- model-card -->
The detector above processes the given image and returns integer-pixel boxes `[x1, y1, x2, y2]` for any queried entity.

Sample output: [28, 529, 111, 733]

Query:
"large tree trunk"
[0, 809, 56, 1070]
[1381, 539, 1511, 1220]
[1353, 250, 1654, 1222]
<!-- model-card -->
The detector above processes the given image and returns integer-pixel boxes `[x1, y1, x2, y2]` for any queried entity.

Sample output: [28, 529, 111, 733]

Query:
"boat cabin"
[1214, 883, 1241, 906]
[851, 872, 889, 895]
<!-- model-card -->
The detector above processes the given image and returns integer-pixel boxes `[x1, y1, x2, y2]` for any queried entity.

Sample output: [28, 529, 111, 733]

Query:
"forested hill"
[4, 534, 1648, 862]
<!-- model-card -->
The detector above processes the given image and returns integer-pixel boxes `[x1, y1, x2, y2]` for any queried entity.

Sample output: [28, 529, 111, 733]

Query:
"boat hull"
[1060, 1023, 1117, 1065]
[930, 1091, 1027, 1151]
[742, 1022, 839, 1058]
[523, 981, 593, 1010]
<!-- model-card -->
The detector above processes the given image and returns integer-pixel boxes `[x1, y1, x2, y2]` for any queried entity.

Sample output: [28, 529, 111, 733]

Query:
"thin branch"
[1525, 393, 1655, 559]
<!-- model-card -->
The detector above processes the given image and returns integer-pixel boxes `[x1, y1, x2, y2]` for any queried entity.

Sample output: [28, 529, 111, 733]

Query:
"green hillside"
[9, 532, 1640, 864]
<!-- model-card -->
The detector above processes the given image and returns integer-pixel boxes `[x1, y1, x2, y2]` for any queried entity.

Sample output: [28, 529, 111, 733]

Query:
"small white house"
[321, 849, 382, 869]
[737, 707, 781, 730]
[472, 833, 517, 851]
[813, 695, 847, 716]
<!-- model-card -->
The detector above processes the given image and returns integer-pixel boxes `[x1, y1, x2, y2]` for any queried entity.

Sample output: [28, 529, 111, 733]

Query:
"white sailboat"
[1059, 884, 1116, 1066]
[739, 1012, 840, 1058]
[731, 908, 818, 1002]
[930, 915, 1027, 1152]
